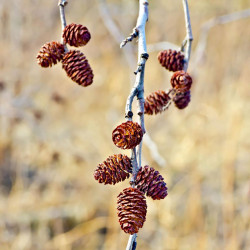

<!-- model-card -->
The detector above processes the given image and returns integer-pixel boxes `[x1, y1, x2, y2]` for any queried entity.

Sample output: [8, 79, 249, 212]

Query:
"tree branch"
[124, 1, 149, 249]
[58, 0, 69, 52]
[181, 0, 193, 71]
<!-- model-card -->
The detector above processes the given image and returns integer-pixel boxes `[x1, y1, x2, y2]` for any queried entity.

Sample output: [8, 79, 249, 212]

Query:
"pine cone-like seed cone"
[171, 70, 192, 92]
[36, 41, 65, 68]
[62, 50, 94, 87]
[136, 166, 168, 200]
[94, 154, 132, 185]
[112, 121, 143, 149]
[63, 23, 91, 47]
[173, 90, 191, 109]
[117, 187, 147, 234]
[158, 49, 184, 72]
[144, 90, 171, 115]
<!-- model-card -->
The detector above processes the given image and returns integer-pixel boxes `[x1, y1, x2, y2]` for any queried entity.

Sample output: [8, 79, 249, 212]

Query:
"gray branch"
[125, 1, 149, 249]
[58, 0, 69, 52]
[181, 0, 193, 71]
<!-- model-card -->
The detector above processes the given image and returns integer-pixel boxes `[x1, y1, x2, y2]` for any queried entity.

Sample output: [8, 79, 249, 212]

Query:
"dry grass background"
[0, 0, 249, 249]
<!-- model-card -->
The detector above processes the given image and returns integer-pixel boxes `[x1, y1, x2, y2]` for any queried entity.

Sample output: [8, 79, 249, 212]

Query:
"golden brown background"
[0, 0, 249, 249]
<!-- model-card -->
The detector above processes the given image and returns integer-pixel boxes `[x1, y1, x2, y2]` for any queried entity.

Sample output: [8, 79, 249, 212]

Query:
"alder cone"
[63, 23, 91, 47]
[36, 41, 65, 68]
[171, 70, 192, 92]
[158, 49, 184, 72]
[94, 154, 132, 185]
[117, 187, 147, 234]
[173, 90, 191, 109]
[144, 90, 171, 115]
[62, 50, 94, 87]
[136, 166, 168, 200]
[112, 121, 143, 149]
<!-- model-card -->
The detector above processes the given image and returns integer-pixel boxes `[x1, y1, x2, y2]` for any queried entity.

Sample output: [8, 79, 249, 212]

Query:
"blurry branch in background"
[147, 41, 180, 53]
[192, 8, 250, 71]
[181, 0, 193, 71]
[98, 0, 166, 167]
[98, 0, 135, 70]
[148, 8, 250, 74]
[58, 0, 69, 52]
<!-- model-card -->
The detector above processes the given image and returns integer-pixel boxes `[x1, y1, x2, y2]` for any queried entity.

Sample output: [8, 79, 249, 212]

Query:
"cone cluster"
[36, 23, 93, 87]
[158, 49, 184, 72]
[94, 154, 132, 185]
[36, 41, 65, 68]
[136, 166, 168, 200]
[144, 90, 171, 115]
[117, 187, 147, 234]
[62, 50, 93, 87]
[112, 121, 143, 150]
[63, 23, 91, 47]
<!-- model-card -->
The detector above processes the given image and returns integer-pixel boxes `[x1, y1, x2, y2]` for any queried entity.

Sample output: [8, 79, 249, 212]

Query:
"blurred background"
[0, 0, 249, 249]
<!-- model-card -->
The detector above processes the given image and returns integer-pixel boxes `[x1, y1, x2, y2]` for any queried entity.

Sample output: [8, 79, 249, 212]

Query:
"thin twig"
[124, 1, 149, 249]
[120, 28, 139, 48]
[58, 0, 69, 52]
[181, 0, 193, 71]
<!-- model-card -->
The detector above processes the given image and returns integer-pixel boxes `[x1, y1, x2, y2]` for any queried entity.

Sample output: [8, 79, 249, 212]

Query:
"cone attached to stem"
[112, 121, 143, 149]
[63, 23, 91, 47]
[158, 49, 184, 72]
[94, 154, 132, 185]
[36, 41, 65, 68]
[144, 90, 171, 115]
[136, 165, 168, 200]
[62, 50, 94, 87]
[117, 187, 147, 234]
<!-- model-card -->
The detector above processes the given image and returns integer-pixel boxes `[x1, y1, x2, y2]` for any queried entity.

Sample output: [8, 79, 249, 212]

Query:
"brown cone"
[144, 90, 171, 115]
[63, 23, 91, 47]
[136, 166, 168, 200]
[173, 90, 191, 109]
[112, 121, 143, 150]
[94, 154, 132, 185]
[117, 187, 147, 234]
[62, 50, 94, 87]
[158, 49, 184, 72]
[36, 41, 65, 68]
[171, 70, 192, 92]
